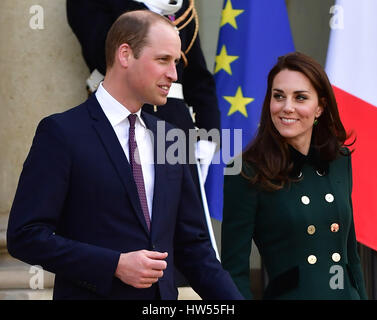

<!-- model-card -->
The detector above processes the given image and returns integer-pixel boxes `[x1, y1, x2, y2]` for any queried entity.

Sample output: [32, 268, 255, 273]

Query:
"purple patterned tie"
[128, 114, 151, 231]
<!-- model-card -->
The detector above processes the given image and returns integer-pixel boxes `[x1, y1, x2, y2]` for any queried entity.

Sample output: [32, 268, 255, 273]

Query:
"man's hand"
[115, 250, 168, 288]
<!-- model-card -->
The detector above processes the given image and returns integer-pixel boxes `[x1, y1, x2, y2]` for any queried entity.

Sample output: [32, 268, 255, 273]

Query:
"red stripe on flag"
[333, 85, 377, 250]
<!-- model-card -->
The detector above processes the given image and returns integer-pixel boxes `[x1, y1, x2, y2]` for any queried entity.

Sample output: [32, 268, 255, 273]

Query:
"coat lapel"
[86, 96, 150, 235]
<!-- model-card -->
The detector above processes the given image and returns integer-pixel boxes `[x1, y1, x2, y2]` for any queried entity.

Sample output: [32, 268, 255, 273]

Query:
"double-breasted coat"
[221, 147, 367, 299]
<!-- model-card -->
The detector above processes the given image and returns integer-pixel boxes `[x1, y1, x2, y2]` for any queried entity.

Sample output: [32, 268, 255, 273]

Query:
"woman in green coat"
[221, 52, 367, 300]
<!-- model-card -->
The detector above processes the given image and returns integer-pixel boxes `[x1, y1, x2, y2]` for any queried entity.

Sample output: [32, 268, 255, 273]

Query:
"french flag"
[325, 0, 377, 250]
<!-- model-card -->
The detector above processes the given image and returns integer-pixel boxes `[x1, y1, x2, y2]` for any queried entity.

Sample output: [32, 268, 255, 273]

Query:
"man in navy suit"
[6, 10, 242, 300]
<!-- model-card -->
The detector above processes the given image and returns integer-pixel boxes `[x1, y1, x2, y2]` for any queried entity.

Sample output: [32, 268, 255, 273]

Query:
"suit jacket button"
[332, 252, 341, 262]
[307, 225, 316, 235]
[307, 255, 317, 264]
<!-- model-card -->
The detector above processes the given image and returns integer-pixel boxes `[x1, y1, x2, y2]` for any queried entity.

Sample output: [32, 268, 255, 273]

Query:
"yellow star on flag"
[220, 0, 244, 29]
[214, 45, 239, 75]
[224, 87, 254, 117]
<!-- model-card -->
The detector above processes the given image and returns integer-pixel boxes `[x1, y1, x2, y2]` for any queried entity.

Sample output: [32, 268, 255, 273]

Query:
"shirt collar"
[95, 82, 146, 128]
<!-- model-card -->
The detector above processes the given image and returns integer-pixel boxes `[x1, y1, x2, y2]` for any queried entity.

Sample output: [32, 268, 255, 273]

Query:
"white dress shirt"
[95, 82, 155, 218]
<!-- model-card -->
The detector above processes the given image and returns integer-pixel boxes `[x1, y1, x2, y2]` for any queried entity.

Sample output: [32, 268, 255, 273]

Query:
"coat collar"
[289, 144, 329, 178]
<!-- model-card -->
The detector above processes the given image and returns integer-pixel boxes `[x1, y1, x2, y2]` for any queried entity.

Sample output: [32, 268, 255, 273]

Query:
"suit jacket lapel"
[86, 96, 150, 235]
[141, 112, 166, 237]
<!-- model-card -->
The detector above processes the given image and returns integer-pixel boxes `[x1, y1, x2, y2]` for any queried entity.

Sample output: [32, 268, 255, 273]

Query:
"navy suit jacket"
[7, 95, 242, 300]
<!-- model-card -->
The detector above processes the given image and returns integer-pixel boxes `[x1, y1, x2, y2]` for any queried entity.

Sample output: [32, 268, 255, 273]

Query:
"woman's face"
[270, 69, 323, 154]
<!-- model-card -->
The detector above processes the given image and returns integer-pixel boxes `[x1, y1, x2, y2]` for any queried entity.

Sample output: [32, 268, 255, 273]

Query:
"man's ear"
[117, 43, 132, 68]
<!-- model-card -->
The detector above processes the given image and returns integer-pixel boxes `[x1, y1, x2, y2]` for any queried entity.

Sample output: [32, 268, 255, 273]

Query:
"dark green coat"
[221, 149, 367, 299]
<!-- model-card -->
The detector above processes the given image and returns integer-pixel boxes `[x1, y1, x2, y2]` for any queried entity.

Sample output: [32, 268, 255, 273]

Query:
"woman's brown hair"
[242, 52, 352, 191]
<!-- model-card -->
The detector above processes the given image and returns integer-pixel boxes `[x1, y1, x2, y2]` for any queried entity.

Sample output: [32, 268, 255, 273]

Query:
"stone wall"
[0, 0, 88, 299]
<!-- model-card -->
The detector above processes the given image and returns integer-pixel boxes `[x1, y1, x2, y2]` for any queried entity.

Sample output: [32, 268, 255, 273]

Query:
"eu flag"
[205, 0, 295, 221]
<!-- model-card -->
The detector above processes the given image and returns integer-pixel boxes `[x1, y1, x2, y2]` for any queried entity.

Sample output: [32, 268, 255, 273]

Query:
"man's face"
[126, 22, 181, 107]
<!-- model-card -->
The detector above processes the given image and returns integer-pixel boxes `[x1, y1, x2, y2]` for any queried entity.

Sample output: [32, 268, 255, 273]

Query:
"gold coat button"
[330, 223, 339, 232]
[325, 193, 334, 203]
[332, 252, 341, 262]
[301, 196, 310, 205]
[307, 255, 317, 264]
[307, 225, 316, 235]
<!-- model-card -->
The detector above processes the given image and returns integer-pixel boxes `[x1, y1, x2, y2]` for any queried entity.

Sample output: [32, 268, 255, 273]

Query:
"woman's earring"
[314, 118, 318, 125]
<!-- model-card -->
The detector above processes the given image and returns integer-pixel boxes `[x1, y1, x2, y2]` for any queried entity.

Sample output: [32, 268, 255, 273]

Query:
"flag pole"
[196, 161, 220, 261]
